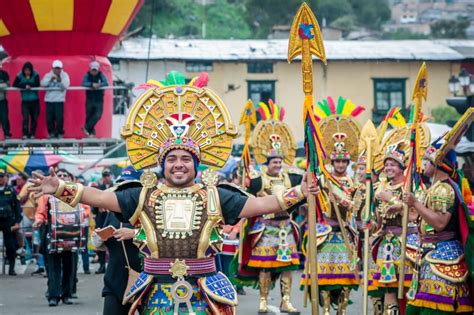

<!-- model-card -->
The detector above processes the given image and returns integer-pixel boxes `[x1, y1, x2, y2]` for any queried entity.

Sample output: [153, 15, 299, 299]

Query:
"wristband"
[276, 185, 305, 211]
[54, 180, 84, 207]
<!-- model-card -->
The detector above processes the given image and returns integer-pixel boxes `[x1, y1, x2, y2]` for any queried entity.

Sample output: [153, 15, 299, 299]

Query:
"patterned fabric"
[407, 257, 472, 313]
[370, 233, 414, 292]
[247, 218, 299, 271]
[300, 231, 358, 290]
[141, 282, 209, 315]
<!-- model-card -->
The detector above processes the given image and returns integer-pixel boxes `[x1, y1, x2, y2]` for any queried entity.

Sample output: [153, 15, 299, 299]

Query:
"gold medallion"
[169, 258, 190, 279]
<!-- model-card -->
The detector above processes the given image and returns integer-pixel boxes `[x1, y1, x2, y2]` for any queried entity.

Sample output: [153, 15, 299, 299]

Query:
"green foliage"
[431, 18, 470, 39]
[130, 0, 251, 39]
[431, 106, 461, 125]
[129, 0, 392, 39]
[330, 15, 357, 31]
[315, 0, 353, 25]
[348, 0, 391, 30]
[382, 29, 429, 40]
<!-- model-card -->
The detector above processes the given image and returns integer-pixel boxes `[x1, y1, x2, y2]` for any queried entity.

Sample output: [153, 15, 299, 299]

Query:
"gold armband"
[276, 185, 305, 211]
[53, 180, 84, 207]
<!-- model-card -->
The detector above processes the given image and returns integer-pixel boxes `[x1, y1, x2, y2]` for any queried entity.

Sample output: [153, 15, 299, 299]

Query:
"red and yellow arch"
[0, 0, 143, 56]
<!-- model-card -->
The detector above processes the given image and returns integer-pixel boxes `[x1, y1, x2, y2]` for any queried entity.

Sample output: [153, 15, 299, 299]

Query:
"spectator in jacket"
[13, 62, 40, 139]
[81, 61, 108, 138]
[41, 60, 70, 139]
[0, 63, 11, 139]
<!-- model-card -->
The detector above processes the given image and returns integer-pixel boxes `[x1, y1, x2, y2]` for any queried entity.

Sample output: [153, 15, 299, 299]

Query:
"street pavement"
[0, 262, 367, 314]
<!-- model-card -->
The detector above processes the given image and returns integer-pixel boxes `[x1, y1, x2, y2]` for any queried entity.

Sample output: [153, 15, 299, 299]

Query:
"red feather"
[351, 106, 365, 117]
[327, 96, 336, 114]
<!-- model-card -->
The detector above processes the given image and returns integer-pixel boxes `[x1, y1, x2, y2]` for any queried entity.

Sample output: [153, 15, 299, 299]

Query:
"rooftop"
[108, 38, 472, 61]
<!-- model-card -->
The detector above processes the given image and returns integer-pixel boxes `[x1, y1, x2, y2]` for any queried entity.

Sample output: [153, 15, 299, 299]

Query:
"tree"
[431, 18, 470, 39]
[431, 106, 461, 125]
[348, 0, 391, 30]
[382, 29, 429, 40]
[315, 0, 353, 26]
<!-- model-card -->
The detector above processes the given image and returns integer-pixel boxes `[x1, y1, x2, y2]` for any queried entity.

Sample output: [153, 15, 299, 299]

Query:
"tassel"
[462, 177, 472, 204]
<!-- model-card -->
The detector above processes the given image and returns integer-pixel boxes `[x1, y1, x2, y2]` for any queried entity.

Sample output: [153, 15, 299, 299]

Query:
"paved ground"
[0, 261, 368, 315]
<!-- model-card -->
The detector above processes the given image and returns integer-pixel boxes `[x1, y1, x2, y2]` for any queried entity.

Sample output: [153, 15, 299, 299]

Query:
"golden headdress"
[374, 123, 431, 172]
[251, 99, 296, 165]
[314, 96, 364, 163]
[121, 71, 238, 170]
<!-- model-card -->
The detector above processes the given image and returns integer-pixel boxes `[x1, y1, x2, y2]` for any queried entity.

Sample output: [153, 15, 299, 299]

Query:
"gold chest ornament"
[152, 189, 204, 239]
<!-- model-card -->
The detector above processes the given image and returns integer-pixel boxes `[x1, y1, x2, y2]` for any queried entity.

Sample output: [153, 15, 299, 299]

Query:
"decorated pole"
[398, 62, 427, 298]
[239, 99, 257, 189]
[288, 3, 327, 314]
[360, 121, 379, 315]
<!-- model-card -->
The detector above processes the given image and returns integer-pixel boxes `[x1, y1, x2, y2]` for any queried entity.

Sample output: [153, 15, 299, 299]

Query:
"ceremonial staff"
[288, 3, 327, 314]
[360, 121, 379, 315]
[398, 62, 427, 298]
[239, 99, 257, 189]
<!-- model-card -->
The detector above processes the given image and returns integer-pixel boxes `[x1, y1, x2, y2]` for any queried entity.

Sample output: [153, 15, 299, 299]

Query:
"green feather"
[336, 96, 346, 114]
[318, 99, 332, 117]
[160, 70, 186, 86]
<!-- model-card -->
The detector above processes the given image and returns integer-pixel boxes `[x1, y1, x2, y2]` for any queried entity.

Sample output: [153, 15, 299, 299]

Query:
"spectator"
[41, 60, 70, 139]
[0, 169, 22, 275]
[81, 61, 108, 138]
[0, 63, 11, 139]
[13, 62, 40, 139]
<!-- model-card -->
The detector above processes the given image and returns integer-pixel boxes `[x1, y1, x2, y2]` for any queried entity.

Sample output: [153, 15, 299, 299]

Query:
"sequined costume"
[237, 100, 301, 314]
[405, 109, 474, 315]
[298, 96, 364, 315]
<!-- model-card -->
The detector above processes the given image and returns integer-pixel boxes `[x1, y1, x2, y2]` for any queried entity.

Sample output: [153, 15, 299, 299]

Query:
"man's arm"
[29, 168, 122, 213]
[238, 195, 285, 218]
[100, 73, 108, 87]
[81, 73, 91, 87]
[80, 187, 120, 212]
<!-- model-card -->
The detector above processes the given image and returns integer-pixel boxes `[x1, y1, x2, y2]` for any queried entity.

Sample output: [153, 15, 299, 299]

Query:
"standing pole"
[288, 3, 327, 314]
[360, 120, 379, 314]
[398, 62, 427, 298]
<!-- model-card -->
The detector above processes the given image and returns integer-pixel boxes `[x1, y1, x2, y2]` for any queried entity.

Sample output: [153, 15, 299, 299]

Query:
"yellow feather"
[341, 100, 356, 116]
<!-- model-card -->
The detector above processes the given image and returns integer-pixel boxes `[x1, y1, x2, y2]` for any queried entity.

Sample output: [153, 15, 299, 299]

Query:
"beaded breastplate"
[259, 172, 292, 219]
[135, 177, 223, 259]
[375, 181, 404, 226]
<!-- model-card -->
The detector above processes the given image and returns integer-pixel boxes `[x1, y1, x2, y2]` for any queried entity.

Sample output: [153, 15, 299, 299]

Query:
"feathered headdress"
[252, 99, 296, 165]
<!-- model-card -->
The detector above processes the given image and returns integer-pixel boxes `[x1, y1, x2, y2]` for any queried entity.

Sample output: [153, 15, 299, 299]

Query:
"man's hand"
[301, 173, 320, 198]
[28, 167, 60, 199]
[92, 82, 99, 89]
[113, 228, 136, 241]
[402, 192, 417, 207]
[25, 84, 31, 90]
[376, 190, 393, 202]
[33, 220, 43, 229]
[10, 223, 20, 232]
[227, 231, 238, 240]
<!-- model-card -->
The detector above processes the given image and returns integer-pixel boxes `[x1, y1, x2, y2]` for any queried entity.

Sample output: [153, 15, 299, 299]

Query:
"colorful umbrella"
[0, 149, 77, 175]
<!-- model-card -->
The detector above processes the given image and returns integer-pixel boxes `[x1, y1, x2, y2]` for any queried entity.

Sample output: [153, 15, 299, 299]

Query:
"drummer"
[33, 168, 90, 307]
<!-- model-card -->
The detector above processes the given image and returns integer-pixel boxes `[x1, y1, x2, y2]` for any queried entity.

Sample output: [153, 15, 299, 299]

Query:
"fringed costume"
[406, 109, 474, 315]
[238, 100, 302, 314]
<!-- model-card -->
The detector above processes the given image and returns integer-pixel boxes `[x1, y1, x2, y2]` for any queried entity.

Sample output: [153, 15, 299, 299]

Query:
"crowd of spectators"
[0, 59, 108, 140]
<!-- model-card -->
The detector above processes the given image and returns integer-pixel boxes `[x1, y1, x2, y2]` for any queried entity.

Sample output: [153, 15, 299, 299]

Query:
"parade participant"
[300, 97, 363, 315]
[403, 109, 474, 315]
[29, 72, 311, 315]
[93, 168, 114, 274]
[33, 168, 89, 306]
[0, 169, 22, 275]
[238, 100, 301, 314]
[96, 166, 143, 315]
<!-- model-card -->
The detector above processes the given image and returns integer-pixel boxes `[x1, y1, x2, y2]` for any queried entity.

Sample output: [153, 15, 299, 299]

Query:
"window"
[248, 81, 275, 109]
[185, 61, 213, 72]
[373, 78, 407, 124]
[247, 62, 273, 74]
[110, 58, 120, 71]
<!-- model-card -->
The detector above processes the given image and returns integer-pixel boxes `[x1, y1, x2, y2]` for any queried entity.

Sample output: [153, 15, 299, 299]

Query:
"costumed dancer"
[33, 168, 89, 306]
[29, 71, 314, 315]
[238, 100, 302, 314]
[369, 120, 430, 314]
[303, 96, 364, 315]
[403, 108, 474, 315]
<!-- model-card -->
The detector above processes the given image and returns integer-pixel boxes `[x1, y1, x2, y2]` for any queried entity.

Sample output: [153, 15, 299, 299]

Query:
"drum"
[48, 197, 85, 253]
